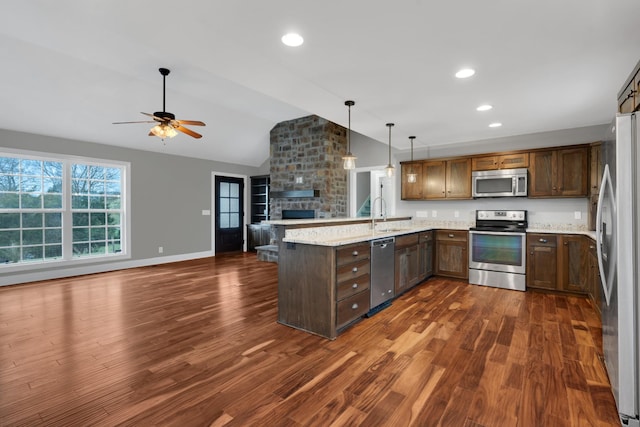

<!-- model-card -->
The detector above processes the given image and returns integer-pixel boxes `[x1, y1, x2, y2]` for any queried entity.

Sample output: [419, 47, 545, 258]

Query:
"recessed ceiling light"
[476, 104, 493, 111]
[455, 68, 475, 79]
[281, 33, 304, 47]
[489, 122, 502, 128]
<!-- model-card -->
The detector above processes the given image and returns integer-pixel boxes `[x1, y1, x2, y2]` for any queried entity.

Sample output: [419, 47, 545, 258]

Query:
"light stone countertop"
[281, 219, 597, 247]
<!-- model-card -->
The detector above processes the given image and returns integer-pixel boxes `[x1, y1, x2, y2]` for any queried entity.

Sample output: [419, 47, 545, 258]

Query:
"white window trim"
[0, 147, 131, 273]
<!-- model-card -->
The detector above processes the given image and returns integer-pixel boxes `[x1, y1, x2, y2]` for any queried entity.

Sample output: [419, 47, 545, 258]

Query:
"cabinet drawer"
[419, 231, 433, 243]
[528, 233, 557, 247]
[436, 230, 468, 242]
[336, 243, 370, 266]
[336, 290, 370, 329]
[395, 233, 419, 248]
[336, 259, 370, 284]
[337, 273, 371, 301]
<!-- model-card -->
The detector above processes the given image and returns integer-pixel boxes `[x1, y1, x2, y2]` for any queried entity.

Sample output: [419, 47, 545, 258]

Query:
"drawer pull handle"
[352, 251, 358, 256]
[352, 283, 358, 289]
[352, 267, 358, 273]
[448, 234, 454, 238]
[539, 238, 547, 243]
[352, 303, 359, 310]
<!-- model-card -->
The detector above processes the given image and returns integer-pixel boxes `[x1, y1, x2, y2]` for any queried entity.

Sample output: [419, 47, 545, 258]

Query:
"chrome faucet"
[371, 196, 387, 231]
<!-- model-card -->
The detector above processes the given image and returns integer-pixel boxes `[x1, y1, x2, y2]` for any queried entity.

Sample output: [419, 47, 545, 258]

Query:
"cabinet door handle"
[352, 267, 358, 273]
[448, 234, 454, 238]
[352, 303, 359, 310]
[590, 245, 595, 249]
[352, 283, 358, 289]
[352, 250, 358, 256]
[564, 241, 568, 246]
[539, 238, 547, 243]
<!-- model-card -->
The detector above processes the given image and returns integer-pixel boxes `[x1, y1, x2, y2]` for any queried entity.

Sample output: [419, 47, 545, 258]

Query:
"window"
[0, 151, 128, 268]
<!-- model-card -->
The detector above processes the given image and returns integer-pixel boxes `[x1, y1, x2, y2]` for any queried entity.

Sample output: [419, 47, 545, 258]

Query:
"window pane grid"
[0, 154, 126, 266]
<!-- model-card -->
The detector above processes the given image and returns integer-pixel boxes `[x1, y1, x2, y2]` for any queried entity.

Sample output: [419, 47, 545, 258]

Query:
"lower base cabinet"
[394, 234, 420, 295]
[527, 234, 559, 290]
[418, 231, 434, 279]
[435, 230, 468, 279]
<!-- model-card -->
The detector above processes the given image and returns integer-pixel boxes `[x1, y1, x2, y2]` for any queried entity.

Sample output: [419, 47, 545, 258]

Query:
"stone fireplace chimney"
[270, 115, 348, 219]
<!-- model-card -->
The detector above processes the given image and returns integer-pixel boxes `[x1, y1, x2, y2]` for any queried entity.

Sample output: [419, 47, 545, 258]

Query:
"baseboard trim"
[0, 251, 216, 287]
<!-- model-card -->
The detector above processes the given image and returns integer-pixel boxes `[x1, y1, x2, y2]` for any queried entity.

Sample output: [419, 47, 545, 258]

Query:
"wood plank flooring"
[0, 253, 620, 426]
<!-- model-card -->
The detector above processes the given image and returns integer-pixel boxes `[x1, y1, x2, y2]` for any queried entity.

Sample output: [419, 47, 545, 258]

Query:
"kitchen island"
[277, 219, 467, 339]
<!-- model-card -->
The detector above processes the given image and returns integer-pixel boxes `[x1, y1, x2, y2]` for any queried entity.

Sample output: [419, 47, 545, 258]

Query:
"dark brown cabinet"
[618, 62, 640, 113]
[401, 162, 424, 200]
[278, 241, 370, 339]
[394, 233, 420, 295]
[418, 231, 434, 280]
[471, 153, 529, 171]
[526, 233, 558, 290]
[422, 158, 471, 200]
[435, 230, 468, 279]
[529, 147, 588, 197]
[247, 223, 271, 251]
[558, 235, 588, 294]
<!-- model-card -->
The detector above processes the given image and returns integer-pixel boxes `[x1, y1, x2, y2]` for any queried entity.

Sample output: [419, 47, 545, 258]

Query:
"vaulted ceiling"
[1, 1, 639, 167]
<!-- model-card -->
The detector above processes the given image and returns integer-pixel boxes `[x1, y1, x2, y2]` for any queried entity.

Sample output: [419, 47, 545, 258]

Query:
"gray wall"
[0, 128, 260, 283]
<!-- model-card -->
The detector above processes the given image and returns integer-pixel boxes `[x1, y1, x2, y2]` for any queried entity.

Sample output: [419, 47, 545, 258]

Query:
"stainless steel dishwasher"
[369, 237, 395, 313]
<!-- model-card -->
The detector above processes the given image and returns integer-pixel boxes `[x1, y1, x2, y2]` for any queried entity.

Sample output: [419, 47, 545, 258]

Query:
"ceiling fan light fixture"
[151, 123, 177, 139]
[342, 100, 357, 170]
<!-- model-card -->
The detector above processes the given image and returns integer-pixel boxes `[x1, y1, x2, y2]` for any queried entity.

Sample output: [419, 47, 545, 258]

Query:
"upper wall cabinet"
[401, 161, 424, 200]
[618, 61, 640, 113]
[401, 158, 471, 200]
[529, 147, 588, 197]
[471, 153, 529, 171]
[421, 158, 472, 200]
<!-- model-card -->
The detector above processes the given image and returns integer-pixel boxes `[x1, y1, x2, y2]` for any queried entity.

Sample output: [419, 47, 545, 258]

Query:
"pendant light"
[407, 136, 417, 183]
[385, 123, 395, 177]
[342, 100, 357, 170]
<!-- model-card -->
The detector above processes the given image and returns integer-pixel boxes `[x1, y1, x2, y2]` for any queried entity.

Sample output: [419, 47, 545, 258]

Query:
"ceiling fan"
[113, 68, 205, 139]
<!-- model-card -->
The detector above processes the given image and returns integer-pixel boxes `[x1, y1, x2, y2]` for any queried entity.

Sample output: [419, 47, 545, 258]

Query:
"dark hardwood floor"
[0, 253, 620, 426]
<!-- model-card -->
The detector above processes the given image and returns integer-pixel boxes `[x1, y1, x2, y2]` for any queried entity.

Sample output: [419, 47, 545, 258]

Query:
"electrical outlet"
[574, 211, 582, 220]
[416, 210, 429, 218]
[158, 246, 163, 254]
[454, 210, 459, 218]
[431, 210, 437, 218]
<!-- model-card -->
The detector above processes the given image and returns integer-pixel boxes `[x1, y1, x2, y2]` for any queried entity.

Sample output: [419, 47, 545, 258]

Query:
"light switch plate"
[416, 210, 429, 218]
[454, 210, 459, 218]
[431, 210, 437, 218]
[202, 210, 211, 216]
[574, 211, 582, 220]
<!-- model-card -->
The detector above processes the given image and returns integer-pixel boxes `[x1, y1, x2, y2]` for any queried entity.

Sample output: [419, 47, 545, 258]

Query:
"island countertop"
[280, 219, 596, 247]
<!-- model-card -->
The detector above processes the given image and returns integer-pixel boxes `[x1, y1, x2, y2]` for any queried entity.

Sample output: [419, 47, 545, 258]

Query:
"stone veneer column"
[270, 115, 348, 219]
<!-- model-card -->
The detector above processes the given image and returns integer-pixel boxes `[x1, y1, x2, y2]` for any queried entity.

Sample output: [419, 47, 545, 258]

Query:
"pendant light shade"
[385, 123, 395, 177]
[407, 136, 417, 183]
[342, 100, 357, 170]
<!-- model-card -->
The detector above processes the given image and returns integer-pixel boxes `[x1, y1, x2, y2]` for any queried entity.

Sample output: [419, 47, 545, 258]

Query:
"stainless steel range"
[469, 210, 527, 291]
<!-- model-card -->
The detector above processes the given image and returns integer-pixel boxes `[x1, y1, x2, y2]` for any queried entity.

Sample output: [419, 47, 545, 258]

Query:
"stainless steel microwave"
[472, 168, 528, 198]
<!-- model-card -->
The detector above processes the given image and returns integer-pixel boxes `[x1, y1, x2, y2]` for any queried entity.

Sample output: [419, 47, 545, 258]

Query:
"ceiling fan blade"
[175, 125, 202, 139]
[141, 112, 164, 121]
[176, 120, 206, 126]
[113, 120, 156, 124]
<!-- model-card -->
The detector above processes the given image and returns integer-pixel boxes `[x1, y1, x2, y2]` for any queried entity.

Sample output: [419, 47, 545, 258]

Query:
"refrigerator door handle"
[596, 164, 615, 306]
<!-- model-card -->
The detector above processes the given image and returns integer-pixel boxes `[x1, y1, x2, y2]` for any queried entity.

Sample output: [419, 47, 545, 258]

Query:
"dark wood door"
[556, 147, 588, 197]
[526, 234, 558, 290]
[423, 160, 446, 199]
[446, 158, 471, 199]
[215, 176, 244, 253]
[559, 235, 588, 293]
[529, 150, 555, 197]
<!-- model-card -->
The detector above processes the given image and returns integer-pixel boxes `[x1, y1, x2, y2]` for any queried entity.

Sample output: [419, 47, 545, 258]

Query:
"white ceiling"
[1, 1, 639, 167]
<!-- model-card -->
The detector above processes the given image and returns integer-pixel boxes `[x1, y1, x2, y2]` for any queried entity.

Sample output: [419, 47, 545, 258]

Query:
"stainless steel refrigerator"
[596, 112, 640, 426]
